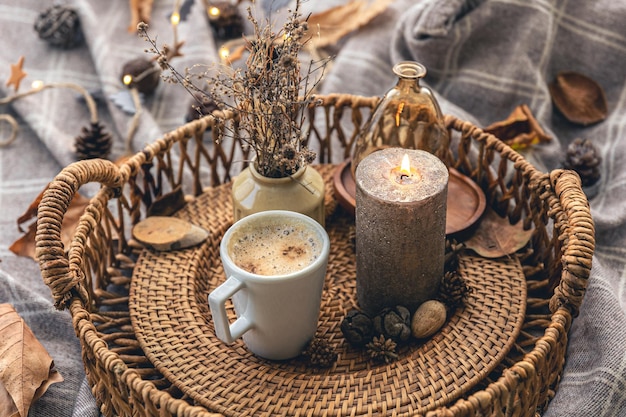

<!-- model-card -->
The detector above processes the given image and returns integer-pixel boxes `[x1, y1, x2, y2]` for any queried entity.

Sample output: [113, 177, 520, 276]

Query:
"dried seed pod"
[121, 58, 160, 94]
[185, 91, 219, 124]
[372, 306, 411, 343]
[340, 310, 373, 347]
[207, 1, 244, 39]
[301, 337, 337, 368]
[366, 335, 398, 364]
[411, 300, 447, 339]
[549, 71, 608, 126]
[34, 5, 83, 49]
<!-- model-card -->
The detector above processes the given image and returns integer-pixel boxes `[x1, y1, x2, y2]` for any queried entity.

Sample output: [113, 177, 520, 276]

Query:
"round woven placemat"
[129, 165, 527, 417]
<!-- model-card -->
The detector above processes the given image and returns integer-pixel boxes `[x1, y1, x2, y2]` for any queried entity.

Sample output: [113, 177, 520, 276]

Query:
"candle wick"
[400, 173, 409, 180]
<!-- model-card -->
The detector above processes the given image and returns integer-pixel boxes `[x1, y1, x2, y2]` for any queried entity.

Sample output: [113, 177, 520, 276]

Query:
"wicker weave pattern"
[128, 173, 526, 416]
[34, 95, 594, 417]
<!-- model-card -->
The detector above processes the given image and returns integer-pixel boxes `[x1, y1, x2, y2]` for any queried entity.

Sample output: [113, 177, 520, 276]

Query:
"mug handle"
[208, 276, 254, 344]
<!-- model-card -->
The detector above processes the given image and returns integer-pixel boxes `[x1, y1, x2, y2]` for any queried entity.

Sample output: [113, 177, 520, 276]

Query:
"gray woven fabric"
[0, 0, 624, 416]
[322, 1, 626, 416]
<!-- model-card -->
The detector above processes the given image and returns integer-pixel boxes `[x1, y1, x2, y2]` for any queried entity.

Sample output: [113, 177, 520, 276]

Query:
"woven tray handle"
[36, 159, 124, 309]
[549, 169, 595, 317]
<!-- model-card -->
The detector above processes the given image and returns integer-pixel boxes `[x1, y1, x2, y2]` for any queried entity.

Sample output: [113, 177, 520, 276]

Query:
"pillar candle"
[355, 148, 448, 314]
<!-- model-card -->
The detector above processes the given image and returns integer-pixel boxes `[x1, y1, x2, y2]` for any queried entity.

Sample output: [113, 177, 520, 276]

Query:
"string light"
[0, 80, 100, 147]
[31, 80, 44, 90]
[219, 46, 230, 60]
[122, 74, 133, 86]
[208, 6, 221, 18]
[170, 12, 180, 26]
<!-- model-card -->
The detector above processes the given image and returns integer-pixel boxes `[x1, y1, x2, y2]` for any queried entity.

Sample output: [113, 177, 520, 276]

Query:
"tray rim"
[34, 108, 595, 417]
[128, 176, 527, 417]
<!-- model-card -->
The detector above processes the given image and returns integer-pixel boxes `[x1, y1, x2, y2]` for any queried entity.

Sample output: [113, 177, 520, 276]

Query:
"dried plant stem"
[125, 87, 143, 155]
[0, 82, 99, 123]
[139, 0, 331, 178]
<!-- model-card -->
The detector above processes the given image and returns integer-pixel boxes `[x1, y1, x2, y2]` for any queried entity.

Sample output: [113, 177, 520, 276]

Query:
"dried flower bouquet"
[140, 0, 329, 178]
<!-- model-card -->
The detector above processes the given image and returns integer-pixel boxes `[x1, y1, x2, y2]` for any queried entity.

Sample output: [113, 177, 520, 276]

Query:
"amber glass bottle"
[351, 61, 448, 176]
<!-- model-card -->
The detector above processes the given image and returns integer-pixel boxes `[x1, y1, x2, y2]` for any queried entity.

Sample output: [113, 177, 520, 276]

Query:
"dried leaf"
[305, 0, 394, 48]
[9, 186, 91, 260]
[464, 208, 533, 258]
[225, 43, 247, 63]
[128, 0, 154, 32]
[549, 71, 608, 126]
[0, 381, 19, 417]
[484, 104, 552, 151]
[15, 191, 43, 231]
[8, 225, 37, 260]
[146, 186, 186, 217]
[0, 304, 63, 417]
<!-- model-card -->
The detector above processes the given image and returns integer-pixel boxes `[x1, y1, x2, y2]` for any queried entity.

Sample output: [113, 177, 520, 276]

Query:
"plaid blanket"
[322, 1, 626, 416]
[1, 0, 624, 416]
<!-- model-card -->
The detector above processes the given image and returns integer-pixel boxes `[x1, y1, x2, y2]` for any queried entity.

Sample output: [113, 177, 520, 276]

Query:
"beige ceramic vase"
[231, 163, 325, 226]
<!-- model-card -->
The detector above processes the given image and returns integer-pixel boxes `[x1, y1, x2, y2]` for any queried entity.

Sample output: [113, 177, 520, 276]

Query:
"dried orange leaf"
[464, 208, 533, 258]
[484, 104, 552, 151]
[8, 223, 37, 260]
[128, 0, 154, 32]
[305, 0, 394, 48]
[224, 42, 247, 64]
[549, 71, 608, 126]
[0, 382, 19, 417]
[10, 186, 91, 260]
[0, 304, 63, 417]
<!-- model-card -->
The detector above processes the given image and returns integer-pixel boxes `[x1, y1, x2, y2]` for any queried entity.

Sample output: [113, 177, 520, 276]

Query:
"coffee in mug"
[209, 210, 330, 360]
[227, 220, 323, 276]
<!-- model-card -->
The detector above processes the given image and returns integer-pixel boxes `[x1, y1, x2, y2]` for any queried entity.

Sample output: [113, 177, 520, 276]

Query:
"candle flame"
[400, 154, 411, 175]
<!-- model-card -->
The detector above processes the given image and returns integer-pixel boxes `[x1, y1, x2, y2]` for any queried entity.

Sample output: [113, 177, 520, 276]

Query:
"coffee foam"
[228, 220, 322, 276]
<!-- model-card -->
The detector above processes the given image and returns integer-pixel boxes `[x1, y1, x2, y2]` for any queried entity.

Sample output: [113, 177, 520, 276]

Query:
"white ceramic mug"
[208, 210, 330, 360]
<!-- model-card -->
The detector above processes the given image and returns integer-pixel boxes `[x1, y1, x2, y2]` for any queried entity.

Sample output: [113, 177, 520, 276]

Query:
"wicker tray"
[128, 167, 526, 416]
[35, 94, 594, 417]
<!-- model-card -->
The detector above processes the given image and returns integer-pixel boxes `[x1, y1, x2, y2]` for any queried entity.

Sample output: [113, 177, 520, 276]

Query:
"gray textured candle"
[355, 148, 448, 314]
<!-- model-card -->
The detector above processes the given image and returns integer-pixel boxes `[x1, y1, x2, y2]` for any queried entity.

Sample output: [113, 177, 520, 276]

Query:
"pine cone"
[34, 5, 83, 49]
[366, 335, 398, 364]
[302, 338, 337, 368]
[444, 239, 464, 271]
[439, 271, 472, 311]
[75, 122, 113, 160]
[563, 138, 602, 187]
